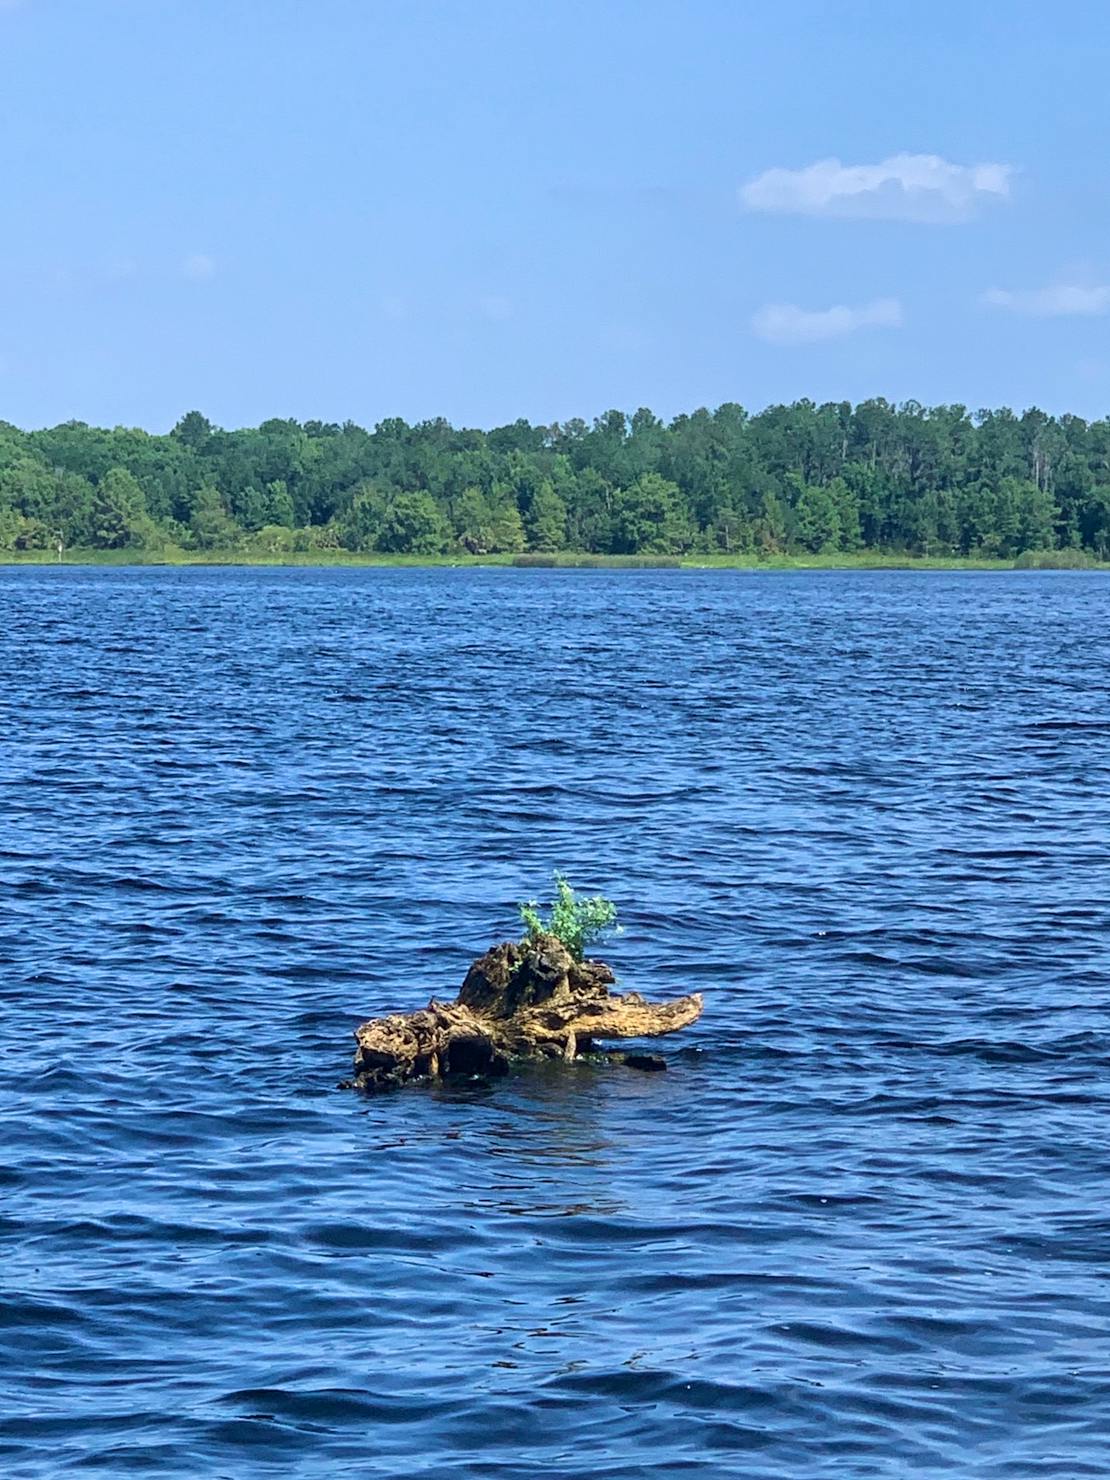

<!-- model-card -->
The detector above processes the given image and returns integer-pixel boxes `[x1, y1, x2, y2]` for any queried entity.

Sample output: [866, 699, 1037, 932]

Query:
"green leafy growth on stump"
[519, 873, 619, 961]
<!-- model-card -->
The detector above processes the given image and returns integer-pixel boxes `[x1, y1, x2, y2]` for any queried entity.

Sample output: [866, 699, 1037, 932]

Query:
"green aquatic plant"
[519, 873, 619, 961]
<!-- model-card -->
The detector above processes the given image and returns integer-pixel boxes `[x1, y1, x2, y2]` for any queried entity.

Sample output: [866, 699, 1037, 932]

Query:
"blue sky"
[2, 0, 1109, 430]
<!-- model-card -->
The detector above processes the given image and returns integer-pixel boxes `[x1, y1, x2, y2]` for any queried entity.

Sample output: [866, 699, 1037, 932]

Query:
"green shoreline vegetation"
[2, 401, 1109, 569]
[2, 548, 1089, 571]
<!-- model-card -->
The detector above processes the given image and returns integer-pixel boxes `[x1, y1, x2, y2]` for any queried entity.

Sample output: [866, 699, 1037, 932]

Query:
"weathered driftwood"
[348, 932, 703, 1091]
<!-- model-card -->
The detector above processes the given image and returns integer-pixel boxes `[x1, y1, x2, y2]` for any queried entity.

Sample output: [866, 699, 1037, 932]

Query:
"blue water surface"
[2, 566, 1110, 1478]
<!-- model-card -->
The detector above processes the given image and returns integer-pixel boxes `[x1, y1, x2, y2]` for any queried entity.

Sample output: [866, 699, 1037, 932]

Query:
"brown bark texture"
[347, 933, 703, 1091]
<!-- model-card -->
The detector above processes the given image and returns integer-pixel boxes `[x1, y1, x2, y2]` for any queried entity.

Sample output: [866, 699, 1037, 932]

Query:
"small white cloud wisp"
[741, 153, 1013, 222]
[752, 297, 903, 346]
[982, 283, 1110, 317]
[183, 254, 216, 282]
[478, 294, 513, 322]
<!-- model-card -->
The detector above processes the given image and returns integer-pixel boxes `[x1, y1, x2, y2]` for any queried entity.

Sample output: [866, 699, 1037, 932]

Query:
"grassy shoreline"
[0, 548, 1100, 572]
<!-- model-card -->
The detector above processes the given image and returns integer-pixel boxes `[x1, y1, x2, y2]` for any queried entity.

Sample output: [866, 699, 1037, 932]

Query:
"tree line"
[2, 400, 1109, 559]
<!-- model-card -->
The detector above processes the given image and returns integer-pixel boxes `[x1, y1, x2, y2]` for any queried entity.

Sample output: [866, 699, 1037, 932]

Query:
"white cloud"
[105, 256, 138, 282]
[982, 283, 1110, 317]
[752, 297, 903, 346]
[741, 153, 1013, 222]
[183, 253, 216, 282]
[478, 294, 513, 321]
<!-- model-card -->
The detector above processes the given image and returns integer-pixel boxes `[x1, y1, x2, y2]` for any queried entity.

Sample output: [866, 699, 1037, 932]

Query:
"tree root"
[346, 933, 703, 1091]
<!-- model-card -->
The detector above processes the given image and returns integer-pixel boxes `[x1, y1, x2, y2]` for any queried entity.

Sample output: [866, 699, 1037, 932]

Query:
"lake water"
[2, 566, 1110, 1478]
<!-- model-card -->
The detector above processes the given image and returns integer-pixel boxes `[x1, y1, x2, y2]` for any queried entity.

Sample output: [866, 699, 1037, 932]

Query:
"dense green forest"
[2, 400, 1110, 560]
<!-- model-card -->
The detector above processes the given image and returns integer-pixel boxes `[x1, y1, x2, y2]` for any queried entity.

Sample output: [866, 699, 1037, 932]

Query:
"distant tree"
[340, 482, 387, 551]
[377, 491, 445, 554]
[172, 411, 214, 452]
[0, 502, 23, 549]
[262, 479, 296, 528]
[955, 481, 997, 555]
[486, 496, 526, 553]
[89, 467, 150, 548]
[1080, 486, 1110, 557]
[563, 467, 614, 552]
[0, 456, 56, 524]
[828, 477, 862, 551]
[756, 490, 789, 554]
[233, 485, 268, 531]
[792, 480, 841, 553]
[526, 481, 568, 550]
[453, 485, 493, 552]
[610, 473, 692, 553]
[190, 485, 239, 549]
[1010, 478, 1058, 554]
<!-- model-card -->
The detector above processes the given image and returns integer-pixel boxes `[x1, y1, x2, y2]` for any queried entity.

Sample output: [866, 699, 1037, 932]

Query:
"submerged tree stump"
[348, 933, 703, 1091]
